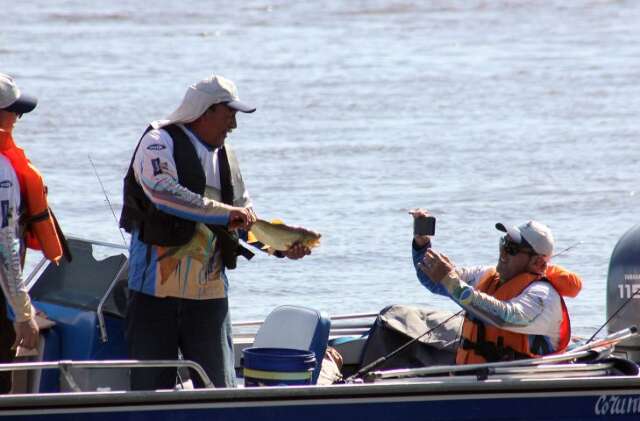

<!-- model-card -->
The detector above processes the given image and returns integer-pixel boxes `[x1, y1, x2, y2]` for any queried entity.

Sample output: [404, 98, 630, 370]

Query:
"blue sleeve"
[412, 240, 450, 297]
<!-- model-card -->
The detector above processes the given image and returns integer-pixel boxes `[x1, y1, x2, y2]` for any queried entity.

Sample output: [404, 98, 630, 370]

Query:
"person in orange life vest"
[0, 73, 41, 393]
[411, 209, 582, 364]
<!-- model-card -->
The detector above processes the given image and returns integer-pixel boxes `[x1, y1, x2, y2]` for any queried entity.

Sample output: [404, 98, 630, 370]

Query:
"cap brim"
[495, 222, 523, 244]
[4, 93, 37, 114]
[227, 99, 256, 113]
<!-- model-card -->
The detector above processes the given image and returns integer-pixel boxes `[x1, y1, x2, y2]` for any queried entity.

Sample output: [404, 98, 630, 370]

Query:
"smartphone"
[414, 215, 436, 236]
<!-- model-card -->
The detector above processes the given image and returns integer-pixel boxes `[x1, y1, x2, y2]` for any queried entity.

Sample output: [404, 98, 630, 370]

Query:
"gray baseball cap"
[0, 73, 37, 114]
[496, 220, 555, 257]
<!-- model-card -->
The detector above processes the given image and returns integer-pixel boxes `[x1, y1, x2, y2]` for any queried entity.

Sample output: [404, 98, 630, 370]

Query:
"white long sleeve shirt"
[0, 155, 33, 322]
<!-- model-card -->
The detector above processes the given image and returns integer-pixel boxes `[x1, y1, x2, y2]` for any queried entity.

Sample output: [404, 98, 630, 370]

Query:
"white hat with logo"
[496, 220, 555, 257]
[152, 75, 255, 129]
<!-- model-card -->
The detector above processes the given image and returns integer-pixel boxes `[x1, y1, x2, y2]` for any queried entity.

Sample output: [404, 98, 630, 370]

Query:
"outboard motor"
[607, 224, 640, 362]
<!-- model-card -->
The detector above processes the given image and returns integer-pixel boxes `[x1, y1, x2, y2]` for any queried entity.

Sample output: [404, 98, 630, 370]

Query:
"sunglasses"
[500, 236, 537, 257]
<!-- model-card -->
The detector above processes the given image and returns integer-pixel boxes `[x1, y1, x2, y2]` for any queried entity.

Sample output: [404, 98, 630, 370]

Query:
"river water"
[2, 0, 639, 337]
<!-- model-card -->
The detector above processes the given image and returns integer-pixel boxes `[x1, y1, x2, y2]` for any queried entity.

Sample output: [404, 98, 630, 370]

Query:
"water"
[2, 0, 639, 337]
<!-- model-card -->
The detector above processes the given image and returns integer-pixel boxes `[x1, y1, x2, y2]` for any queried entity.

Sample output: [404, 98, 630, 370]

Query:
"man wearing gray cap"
[411, 211, 581, 364]
[0, 73, 41, 393]
[120, 75, 310, 390]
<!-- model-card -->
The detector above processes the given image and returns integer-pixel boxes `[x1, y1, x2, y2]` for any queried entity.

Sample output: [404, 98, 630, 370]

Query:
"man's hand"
[418, 250, 468, 300]
[409, 208, 433, 248]
[13, 318, 39, 351]
[418, 249, 455, 282]
[228, 207, 257, 231]
[282, 242, 311, 260]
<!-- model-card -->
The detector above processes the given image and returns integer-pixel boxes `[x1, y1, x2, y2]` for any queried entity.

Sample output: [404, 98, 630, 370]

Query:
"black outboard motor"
[607, 224, 640, 362]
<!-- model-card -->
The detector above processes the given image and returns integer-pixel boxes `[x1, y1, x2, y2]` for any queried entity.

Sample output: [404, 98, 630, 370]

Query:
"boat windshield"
[29, 238, 127, 314]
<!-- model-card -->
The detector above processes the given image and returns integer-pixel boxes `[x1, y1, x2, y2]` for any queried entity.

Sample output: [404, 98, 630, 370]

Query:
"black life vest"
[120, 124, 211, 247]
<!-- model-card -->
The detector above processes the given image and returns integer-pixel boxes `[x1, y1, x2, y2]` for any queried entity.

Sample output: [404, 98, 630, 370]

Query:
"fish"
[248, 219, 321, 251]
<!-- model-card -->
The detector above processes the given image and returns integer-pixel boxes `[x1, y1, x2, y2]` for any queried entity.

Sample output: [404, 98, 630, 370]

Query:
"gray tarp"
[358, 305, 464, 370]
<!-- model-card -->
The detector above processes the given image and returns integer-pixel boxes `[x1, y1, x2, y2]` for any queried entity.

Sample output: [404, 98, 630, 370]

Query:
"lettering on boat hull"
[595, 395, 640, 416]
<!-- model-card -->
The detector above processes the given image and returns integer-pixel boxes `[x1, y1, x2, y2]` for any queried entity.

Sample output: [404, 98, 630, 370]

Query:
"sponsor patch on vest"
[151, 158, 162, 176]
[147, 144, 166, 151]
[0, 180, 12, 188]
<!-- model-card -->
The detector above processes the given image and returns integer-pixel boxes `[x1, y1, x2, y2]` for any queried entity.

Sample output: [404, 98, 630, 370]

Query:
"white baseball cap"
[0, 73, 37, 114]
[496, 220, 555, 257]
[152, 75, 255, 129]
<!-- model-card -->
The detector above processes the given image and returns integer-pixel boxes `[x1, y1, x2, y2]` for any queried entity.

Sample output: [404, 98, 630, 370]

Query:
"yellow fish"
[248, 219, 321, 251]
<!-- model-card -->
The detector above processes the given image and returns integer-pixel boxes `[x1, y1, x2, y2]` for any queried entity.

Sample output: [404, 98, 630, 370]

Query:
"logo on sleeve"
[147, 144, 166, 151]
[1, 200, 8, 228]
[151, 158, 162, 176]
[0, 180, 13, 188]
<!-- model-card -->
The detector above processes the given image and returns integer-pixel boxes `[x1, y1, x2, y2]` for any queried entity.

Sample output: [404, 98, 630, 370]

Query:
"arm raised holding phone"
[409, 208, 435, 248]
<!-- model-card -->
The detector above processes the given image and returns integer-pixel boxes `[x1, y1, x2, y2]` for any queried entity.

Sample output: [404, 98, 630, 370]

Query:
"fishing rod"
[345, 309, 464, 382]
[552, 241, 582, 258]
[88, 155, 128, 247]
[584, 287, 640, 345]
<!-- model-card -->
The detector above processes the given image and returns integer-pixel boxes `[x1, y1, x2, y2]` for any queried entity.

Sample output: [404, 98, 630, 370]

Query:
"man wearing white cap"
[0, 73, 41, 393]
[120, 75, 310, 390]
[411, 210, 581, 364]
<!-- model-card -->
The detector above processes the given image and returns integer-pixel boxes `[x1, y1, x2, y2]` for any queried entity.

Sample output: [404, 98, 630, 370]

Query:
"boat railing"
[0, 359, 213, 392]
[95, 262, 128, 343]
[387, 362, 621, 384]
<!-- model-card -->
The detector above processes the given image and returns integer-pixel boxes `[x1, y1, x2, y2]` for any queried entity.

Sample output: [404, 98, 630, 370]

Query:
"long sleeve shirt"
[0, 154, 33, 322]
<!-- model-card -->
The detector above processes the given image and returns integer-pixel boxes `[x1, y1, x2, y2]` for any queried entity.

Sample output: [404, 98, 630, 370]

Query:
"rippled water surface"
[2, 0, 639, 336]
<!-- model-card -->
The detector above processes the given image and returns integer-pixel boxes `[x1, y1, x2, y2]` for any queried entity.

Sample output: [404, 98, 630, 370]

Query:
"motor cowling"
[607, 224, 640, 356]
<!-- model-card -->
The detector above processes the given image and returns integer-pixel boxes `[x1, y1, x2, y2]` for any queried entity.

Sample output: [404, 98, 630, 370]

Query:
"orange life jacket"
[544, 264, 582, 298]
[0, 131, 65, 264]
[456, 265, 576, 364]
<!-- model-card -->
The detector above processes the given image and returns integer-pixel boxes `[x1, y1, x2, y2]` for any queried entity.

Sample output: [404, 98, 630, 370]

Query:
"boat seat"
[253, 305, 330, 384]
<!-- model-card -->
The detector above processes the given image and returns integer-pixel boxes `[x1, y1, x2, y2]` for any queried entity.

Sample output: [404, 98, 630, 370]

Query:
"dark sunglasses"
[500, 236, 537, 257]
